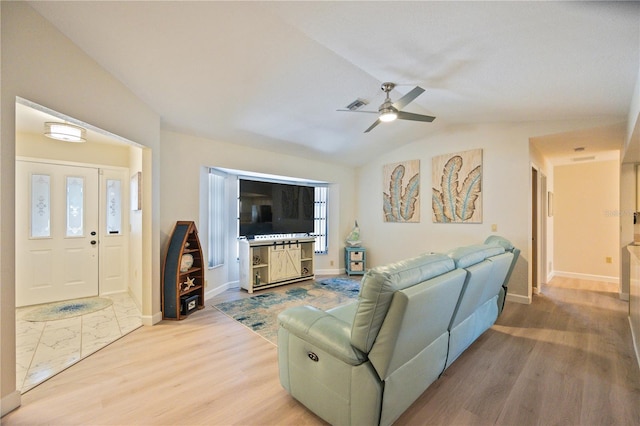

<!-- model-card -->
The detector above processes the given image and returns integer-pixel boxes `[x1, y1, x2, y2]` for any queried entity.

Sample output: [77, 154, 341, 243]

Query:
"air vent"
[572, 156, 596, 162]
[345, 98, 368, 111]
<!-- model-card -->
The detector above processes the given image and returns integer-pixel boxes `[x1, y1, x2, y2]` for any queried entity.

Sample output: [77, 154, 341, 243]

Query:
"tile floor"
[16, 292, 142, 393]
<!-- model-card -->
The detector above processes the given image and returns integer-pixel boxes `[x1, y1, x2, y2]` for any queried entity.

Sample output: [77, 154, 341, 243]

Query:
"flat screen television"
[239, 179, 315, 238]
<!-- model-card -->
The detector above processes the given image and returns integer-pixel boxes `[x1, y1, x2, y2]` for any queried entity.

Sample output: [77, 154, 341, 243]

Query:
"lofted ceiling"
[21, 1, 640, 167]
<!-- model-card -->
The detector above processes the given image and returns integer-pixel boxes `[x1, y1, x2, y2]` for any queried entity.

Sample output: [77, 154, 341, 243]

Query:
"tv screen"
[239, 179, 314, 238]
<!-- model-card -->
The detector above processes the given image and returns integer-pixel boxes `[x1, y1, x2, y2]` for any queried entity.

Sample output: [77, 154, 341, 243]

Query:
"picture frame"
[432, 149, 483, 223]
[382, 160, 420, 223]
[131, 171, 142, 211]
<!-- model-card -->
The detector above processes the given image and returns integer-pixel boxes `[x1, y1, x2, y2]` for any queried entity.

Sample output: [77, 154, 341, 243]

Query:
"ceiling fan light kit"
[379, 109, 398, 122]
[340, 82, 436, 133]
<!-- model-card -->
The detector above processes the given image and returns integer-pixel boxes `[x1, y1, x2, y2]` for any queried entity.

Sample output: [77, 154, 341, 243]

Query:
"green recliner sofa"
[277, 236, 519, 425]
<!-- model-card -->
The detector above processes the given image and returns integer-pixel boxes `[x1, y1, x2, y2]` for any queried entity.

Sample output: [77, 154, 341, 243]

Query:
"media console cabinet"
[239, 237, 315, 293]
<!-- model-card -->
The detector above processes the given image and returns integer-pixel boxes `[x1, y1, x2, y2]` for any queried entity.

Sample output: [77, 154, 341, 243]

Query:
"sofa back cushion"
[351, 253, 455, 353]
[368, 267, 467, 379]
[485, 235, 521, 291]
[482, 252, 514, 304]
[447, 244, 505, 268]
[446, 244, 505, 330]
[484, 235, 515, 251]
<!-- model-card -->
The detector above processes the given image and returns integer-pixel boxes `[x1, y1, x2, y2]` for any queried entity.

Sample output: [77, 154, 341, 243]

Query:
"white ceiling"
[22, 1, 640, 166]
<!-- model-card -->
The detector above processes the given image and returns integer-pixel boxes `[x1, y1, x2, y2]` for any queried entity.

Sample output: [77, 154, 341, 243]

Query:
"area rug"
[213, 277, 361, 344]
[23, 297, 113, 322]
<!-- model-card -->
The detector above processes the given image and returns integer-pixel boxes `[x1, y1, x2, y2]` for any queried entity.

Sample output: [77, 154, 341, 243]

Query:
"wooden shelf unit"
[162, 221, 205, 320]
[239, 237, 315, 293]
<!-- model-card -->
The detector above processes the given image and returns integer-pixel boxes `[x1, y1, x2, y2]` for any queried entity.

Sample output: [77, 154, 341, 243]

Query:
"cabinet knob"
[307, 352, 319, 362]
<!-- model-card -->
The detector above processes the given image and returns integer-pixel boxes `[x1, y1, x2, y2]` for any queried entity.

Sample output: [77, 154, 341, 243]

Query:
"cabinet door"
[269, 245, 301, 282]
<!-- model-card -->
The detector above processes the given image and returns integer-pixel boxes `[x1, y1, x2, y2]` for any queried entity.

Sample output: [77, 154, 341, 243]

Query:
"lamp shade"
[44, 122, 86, 143]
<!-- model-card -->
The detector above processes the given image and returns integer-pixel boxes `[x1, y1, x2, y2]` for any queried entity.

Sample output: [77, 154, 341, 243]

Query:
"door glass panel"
[31, 174, 51, 238]
[106, 179, 122, 234]
[66, 176, 84, 237]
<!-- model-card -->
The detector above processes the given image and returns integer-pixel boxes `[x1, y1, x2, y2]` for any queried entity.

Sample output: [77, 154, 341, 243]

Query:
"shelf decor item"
[180, 253, 194, 272]
[345, 220, 361, 247]
[162, 221, 204, 320]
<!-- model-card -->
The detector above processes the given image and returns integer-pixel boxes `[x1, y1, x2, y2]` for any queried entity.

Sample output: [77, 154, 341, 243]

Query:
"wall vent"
[572, 156, 596, 162]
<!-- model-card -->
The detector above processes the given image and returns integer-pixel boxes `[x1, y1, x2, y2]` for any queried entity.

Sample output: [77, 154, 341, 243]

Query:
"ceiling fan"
[340, 82, 436, 133]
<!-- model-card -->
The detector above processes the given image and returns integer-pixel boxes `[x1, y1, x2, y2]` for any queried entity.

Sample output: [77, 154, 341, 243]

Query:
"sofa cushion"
[350, 253, 455, 353]
[446, 244, 504, 269]
[484, 235, 516, 251]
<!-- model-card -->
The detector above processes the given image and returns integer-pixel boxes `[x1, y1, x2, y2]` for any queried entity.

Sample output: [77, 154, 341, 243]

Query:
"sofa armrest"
[278, 305, 367, 366]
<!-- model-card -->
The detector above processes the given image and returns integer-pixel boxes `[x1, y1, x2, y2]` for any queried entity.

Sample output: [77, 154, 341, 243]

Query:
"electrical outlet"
[330, 260, 334, 266]
[205, 280, 208, 288]
[606, 257, 612, 264]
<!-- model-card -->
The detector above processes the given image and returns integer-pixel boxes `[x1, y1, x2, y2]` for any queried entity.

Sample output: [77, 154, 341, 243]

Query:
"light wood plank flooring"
[4, 276, 639, 425]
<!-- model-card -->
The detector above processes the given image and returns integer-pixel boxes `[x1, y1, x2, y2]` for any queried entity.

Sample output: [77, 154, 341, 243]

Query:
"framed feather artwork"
[383, 160, 420, 223]
[432, 149, 483, 223]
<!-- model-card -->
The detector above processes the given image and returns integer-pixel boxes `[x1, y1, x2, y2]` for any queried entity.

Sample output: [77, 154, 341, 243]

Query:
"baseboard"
[553, 271, 619, 284]
[506, 293, 531, 305]
[1, 390, 21, 417]
[204, 280, 238, 301]
[141, 311, 162, 326]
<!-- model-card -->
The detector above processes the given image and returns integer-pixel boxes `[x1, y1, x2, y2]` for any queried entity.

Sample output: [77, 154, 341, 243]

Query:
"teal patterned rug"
[213, 277, 360, 344]
[23, 297, 113, 322]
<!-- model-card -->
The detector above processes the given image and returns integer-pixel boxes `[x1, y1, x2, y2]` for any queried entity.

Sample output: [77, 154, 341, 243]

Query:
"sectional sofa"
[277, 236, 519, 425]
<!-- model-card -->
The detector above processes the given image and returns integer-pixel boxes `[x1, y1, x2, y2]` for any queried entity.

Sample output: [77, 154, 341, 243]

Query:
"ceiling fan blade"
[392, 86, 425, 110]
[364, 119, 381, 133]
[397, 111, 436, 123]
[336, 109, 379, 114]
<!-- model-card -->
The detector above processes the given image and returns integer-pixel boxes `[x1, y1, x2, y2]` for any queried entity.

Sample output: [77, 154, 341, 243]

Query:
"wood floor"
[4, 277, 639, 425]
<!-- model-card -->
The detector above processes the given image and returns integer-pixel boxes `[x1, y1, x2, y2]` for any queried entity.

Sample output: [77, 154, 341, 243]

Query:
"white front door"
[16, 161, 100, 307]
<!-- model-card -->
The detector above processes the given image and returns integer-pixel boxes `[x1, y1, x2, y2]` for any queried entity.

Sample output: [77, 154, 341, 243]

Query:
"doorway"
[531, 166, 548, 297]
[532, 167, 538, 294]
[14, 99, 144, 392]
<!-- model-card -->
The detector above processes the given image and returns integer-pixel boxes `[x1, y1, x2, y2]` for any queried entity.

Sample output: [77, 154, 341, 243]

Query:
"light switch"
[491, 224, 497, 232]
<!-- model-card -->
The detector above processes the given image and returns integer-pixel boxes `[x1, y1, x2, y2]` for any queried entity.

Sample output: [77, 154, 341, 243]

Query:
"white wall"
[1, 2, 160, 414]
[554, 160, 620, 282]
[160, 130, 357, 297]
[626, 62, 640, 152]
[357, 122, 531, 300]
[16, 132, 131, 167]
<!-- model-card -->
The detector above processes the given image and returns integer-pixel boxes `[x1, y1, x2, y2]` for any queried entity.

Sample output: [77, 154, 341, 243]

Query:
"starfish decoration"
[182, 276, 195, 291]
